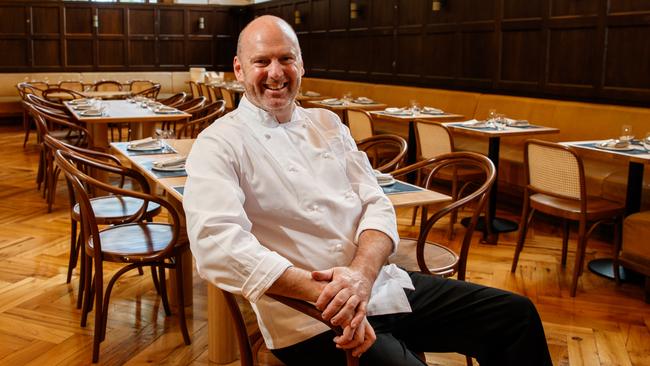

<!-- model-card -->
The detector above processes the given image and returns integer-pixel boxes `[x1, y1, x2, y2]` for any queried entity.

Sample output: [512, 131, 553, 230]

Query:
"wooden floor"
[0, 123, 648, 366]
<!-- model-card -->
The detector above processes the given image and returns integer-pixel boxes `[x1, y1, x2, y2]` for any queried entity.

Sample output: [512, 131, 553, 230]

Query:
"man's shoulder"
[197, 110, 248, 141]
[300, 106, 343, 130]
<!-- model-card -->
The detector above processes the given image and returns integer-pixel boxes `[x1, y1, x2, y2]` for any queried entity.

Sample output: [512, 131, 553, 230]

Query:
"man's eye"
[253, 59, 269, 66]
[281, 57, 295, 64]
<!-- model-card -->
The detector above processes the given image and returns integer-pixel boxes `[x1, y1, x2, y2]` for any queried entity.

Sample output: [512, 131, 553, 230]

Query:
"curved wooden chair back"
[391, 152, 495, 280]
[176, 96, 208, 114]
[525, 140, 584, 203]
[42, 87, 87, 102]
[16, 81, 47, 98]
[222, 290, 359, 366]
[177, 100, 226, 139]
[54, 149, 190, 362]
[207, 84, 223, 101]
[25, 93, 71, 115]
[159, 92, 188, 107]
[59, 80, 84, 92]
[220, 87, 235, 110]
[132, 84, 161, 99]
[128, 79, 155, 93]
[345, 108, 374, 141]
[189, 81, 201, 98]
[356, 134, 408, 173]
[91, 80, 123, 91]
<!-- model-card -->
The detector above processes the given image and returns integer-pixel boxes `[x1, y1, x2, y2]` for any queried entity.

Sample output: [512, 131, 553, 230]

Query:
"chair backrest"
[132, 84, 161, 99]
[356, 134, 408, 173]
[59, 80, 84, 91]
[525, 139, 584, 201]
[54, 149, 180, 261]
[16, 81, 47, 98]
[221, 88, 235, 109]
[415, 121, 453, 159]
[391, 152, 496, 280]
[24, 93, 71, 115]
[42, 87, 86, 102]
[221, 290, 359, 366]
[28, 103, 91, 147]
[92, 80, 123, 91]
[177, 100, 226, 138]
[345, 108, 374, 141]
[189, 81, 201, 98]
[175, 96, 208, 114]
[207, 84, 223, 101]
[128, 79, 155, 93]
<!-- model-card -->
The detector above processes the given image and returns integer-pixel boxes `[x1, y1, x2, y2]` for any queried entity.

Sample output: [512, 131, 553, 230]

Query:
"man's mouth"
[264, 82, 288, 91]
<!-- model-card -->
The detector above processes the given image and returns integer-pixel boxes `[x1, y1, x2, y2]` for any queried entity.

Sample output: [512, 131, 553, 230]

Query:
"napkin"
[153, 155, 186, 168]
[128, 137, 161, 149]
[504, 118, 529, 126]
[70, 99, 90, 105]
[304, 91, 320, 97]
[154, 106, 177, 113]
[599, 139, 630, 148]
[321, 98, 342, 104]
[81, 108, 103, 115]
[385, 107, 405, 114]
[462, 119, 489, 128]
[422, 106, 444, 114]
[374, 170, 394, 185]
[354, 97, 374, 104]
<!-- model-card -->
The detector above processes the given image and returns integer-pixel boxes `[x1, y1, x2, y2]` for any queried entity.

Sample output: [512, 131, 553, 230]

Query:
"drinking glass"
[409, 100, 421, 114]
[342, 92, 352, 102]
[494, 113, 507, 130]
[621, 125, 634, 141]
[154, 129, 176, 141]
[643, 132, 650, 150]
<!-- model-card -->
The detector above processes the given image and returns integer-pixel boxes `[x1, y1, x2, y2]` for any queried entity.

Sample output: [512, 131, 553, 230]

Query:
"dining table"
[444, 121, 559, 244]
[65, 99, 191, 150]
[370, 109, 465, 165]
[112, 137, 451, 364]
[563, 139, 650, 280]
[306, 98, 387, 125]
[48, 90, 133, 100]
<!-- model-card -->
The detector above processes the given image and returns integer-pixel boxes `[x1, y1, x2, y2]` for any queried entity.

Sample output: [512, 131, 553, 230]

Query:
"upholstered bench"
[619, 211, 650, 302]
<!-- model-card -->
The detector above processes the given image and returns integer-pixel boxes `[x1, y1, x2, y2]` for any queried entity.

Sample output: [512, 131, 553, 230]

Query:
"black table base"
[588, 258, 643, 283]
[461, 216, 518, 244]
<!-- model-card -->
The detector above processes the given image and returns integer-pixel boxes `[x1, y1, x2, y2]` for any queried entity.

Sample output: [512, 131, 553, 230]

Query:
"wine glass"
[643, 132, 650, 151]
[342, 92, 352, 103]
[621, 125, 634, 142]
[409, 100, 421, 114]
[494, 113, 507, 130]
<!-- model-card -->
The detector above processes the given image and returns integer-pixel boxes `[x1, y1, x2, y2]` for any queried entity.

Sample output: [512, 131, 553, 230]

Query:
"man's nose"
[267, 60, 284, 79]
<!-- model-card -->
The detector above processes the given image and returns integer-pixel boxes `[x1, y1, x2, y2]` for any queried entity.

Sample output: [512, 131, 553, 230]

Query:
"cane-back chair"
[54, 149, 191, 363]
[58, 80, 85, 92]
[132, 84, 161, 99]
[345, 108, 375, 142]
[42, 87, 87, 103]
[511, 140, 625, 297]
[220, 87, 236, 110]
[91, 80, 123, 91]
[128, 79, 155, 93]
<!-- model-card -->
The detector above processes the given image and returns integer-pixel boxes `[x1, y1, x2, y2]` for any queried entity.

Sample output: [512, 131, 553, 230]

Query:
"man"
[184, 15, 552, 366]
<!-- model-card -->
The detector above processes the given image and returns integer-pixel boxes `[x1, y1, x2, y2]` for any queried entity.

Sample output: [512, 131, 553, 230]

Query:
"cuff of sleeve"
[241, 251, 293, 303]
[355, 219, 400, 254]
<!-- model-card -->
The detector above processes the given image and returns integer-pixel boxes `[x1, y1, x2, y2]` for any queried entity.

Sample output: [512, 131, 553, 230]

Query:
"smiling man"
[184, 15, 552, 366]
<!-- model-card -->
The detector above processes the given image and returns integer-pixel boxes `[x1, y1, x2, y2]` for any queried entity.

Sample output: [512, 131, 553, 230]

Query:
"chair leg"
[150, 266, 161, 295]
[100, 264, 138, 342]
[158, 264, 172, 316]
[23, 112, 31, 148]
[174, 253, 191, 345]
[92, 262, 104, 363]
[570, 219, 588, 297]
[448, 173, 460, 240]
[77, 247, 85, 309]
[67, 220, 78, 284]
[561, 219, 570, 268]
[81, 255, 93, 327]
[511, 199, 534, 273]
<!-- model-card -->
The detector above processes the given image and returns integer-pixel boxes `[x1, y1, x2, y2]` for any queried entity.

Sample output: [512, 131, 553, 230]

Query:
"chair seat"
[72, 196, 161, 224]
[89, 222, 174, 260]
[530, 193, 625, 221]
[389, 238, 459, 276]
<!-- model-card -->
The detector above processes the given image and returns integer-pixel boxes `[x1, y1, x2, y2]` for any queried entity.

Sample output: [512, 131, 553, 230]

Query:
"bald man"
[184, 15, 552, 366]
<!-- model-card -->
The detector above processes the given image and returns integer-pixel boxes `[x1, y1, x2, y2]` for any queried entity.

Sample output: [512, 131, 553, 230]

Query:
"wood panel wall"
[251, 0, 650, 105]
[0, 1, 241, 72]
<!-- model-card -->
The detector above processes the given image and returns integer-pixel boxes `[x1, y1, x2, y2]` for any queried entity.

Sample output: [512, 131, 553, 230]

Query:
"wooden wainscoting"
[1, 124, 649, 365]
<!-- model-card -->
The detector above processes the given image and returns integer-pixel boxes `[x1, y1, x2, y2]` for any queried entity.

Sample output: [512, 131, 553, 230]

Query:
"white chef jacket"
[184, 96, 414, 349]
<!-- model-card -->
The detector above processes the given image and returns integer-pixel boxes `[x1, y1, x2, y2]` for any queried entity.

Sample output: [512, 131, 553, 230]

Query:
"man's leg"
[375, 272, 552, 366]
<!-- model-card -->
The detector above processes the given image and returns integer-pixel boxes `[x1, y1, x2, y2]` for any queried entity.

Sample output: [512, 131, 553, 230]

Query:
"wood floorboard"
[0, 124, 648, 365]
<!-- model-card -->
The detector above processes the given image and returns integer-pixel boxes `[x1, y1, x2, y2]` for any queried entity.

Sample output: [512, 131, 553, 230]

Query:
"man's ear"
[233, 56, 243, 81]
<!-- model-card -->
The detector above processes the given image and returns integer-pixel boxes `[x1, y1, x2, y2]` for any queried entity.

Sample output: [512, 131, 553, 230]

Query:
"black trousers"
[272, 272, 552, 366]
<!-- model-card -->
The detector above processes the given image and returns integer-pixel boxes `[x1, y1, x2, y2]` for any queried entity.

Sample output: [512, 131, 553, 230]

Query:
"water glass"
[409, 100, 421, 114]
[621, 125, 634, 141]
[643, 132, 650, 150]
[342, 92, 353, 102]
[494, 113, 507, 130]
[154, 129, 176, 141]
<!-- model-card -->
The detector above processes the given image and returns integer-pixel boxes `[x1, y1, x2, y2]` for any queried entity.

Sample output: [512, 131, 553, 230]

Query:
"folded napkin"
[599, 139, 630, 148]
[354, 97, 374, 104]
[81, 108, 102, 115]
[504, 118, 529, 126]
[422, 106, 444, 114]
[73, 105, 92, 110]
[128, 137, 161, 149]
[69, 99, 90, 105]
[304, 91, 320, 97]
[153, 156, 186, 168]
[374, 170, 394, 184]
[462, 119, 489, 128]
[154, 106, 177, 113]
[385, 107, 404, 113]
[321, 98, 342, 104]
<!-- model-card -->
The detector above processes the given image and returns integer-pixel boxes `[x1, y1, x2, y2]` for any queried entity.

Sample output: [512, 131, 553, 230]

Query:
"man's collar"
[238, 95, 302, 128]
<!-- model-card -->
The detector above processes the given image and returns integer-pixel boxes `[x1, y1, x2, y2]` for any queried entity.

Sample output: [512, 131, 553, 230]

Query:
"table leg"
[588, 161, 645, 281]
[208, 284, 238, 364]
[461, 136, 518, 244]
[406, 121, 418, 182]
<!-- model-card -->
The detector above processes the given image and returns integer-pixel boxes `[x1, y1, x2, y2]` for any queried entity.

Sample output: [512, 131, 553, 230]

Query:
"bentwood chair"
[42, 87, 87, 103]
[163, 96, 208, 131]
[188, 80, 201, 98]
[345, 108, 375, 142]
[223, 290, 359, 366]
[177, 100, 226, 138]
[390, 152, 495, 366]
[356, 134, 408, 173]
[43, 134, 162, 307]
[220, 87, 236, 111]
[414, 122, 485, 238]
[159, 92, 188, 107]
[128, 79, 155, 93]
[132, 84, 161, 99]
[55, 149, 191, 363]
[91, 80, 123, 91]
[17, 81, 50, 147]
[58, 80, 84, 92]
[511, 140, 625, 297]
[207, 84, 223, 102]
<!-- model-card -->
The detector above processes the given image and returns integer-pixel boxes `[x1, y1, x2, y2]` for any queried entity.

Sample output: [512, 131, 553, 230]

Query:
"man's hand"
[312, 266, 373, 328]
[334, 317, 376, 358]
